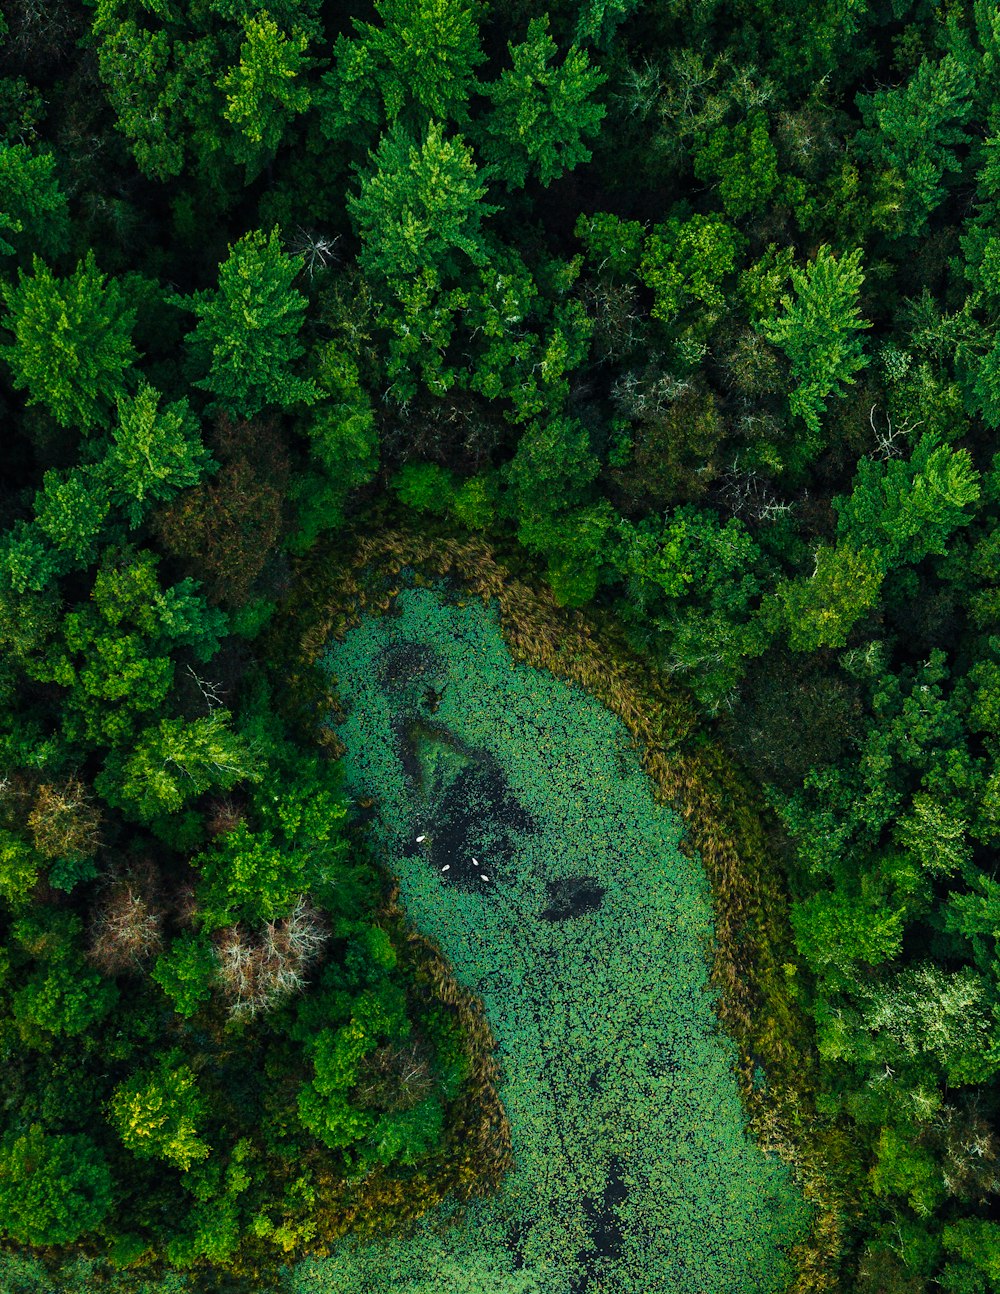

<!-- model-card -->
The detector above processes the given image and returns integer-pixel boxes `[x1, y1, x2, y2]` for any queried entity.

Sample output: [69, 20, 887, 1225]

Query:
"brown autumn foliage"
[154, 414, 290, 609]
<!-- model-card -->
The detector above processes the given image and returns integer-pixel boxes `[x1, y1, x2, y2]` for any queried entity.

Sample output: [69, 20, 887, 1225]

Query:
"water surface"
[298, 586, 809, 1294]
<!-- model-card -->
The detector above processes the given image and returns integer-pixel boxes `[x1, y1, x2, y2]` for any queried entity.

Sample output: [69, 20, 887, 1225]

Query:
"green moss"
[298, 585, 810, 1293]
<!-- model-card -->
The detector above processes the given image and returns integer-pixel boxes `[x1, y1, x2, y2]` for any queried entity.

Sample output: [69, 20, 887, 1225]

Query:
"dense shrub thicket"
[3, 0, 1000, 1288]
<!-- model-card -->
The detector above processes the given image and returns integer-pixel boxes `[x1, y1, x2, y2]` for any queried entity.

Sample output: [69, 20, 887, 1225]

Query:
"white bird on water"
[416, 835, 426, 843]
[441, 865, 450, 872]
[472, 858, 479, 866]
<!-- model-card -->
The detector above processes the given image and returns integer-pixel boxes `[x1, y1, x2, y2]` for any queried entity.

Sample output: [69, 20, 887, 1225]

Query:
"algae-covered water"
[294, 586, 810, 1294]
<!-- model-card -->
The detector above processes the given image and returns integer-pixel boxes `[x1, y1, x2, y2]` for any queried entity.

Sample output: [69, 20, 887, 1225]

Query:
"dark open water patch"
[377, 640, 444, 692]
[392, 717, 536, 893]
[540, 876, 606, 922]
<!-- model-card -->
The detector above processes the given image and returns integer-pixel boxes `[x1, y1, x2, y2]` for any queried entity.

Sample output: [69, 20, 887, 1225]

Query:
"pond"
[290, 585, 810, 1294]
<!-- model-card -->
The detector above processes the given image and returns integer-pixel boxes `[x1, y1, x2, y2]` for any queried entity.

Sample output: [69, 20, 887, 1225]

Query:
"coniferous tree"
[477, 16, 607, 190]
[176, 227, 319, 417]
[1, 251, 136, 432]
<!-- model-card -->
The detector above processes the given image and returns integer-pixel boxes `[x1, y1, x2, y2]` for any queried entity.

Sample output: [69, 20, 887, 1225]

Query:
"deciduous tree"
[0, 1125, 112, 1245]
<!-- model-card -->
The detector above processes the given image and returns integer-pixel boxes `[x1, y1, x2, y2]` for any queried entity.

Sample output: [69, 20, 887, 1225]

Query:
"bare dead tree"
[354, 1038, 437, 1112]
[87, 861, 165, 975]
[185, 665, 226, 713]
[716, 454, 793, 524]
[28, 776, 102, 861]
[287, 228, 340, 279]
[869, 404, 922, 461]
[214, 897, 329, 1021]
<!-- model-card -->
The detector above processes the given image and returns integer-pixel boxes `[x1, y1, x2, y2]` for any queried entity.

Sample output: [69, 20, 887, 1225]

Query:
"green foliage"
[574, 210, 645, 278]
[1, 252, 136, 432]
[297, 986, 407, 1153]
[101, 711, 259, 824]
[857, 54, 974, 237]
[33, 467, 110, 567]
[0, 1125, 112, 1245]
[503, 416, 611, 604]
[477, 17, 607, 189]
[219, 11, 312, 178]
[177, 227, 319, 417]
[0, 831, 39, 906]
[776, 545, 884, 651]
[693, 110, 780, 221]
[834, 433, 982, 569]
[870, 1126, 945, 1218]
[27, 549, 225, 747]
[12, 924, 117, 1043]
[110, 1053, 212, 1170]
[392, 463, 458, 516]
[104, 383, 211, 527]
[0, 144, 70, 264]
[321, 0, 484, 141]
[151, 933, 217, 1018]
[614, 507, 767, 707]
[940, 1220, 1000, 1291]
[349, 121, 495, 286]
[761, 245, 869, 442]
[639, 214, 741, 336]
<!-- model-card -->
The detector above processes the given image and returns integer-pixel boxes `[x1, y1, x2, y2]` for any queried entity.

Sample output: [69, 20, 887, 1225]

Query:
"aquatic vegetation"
[299, 584, 811, 1293]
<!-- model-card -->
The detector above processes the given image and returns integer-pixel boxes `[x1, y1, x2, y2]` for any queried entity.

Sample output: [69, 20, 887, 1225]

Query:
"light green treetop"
[320, 0, 484, 140]
[110, 1053, 212, 1170]
[1, 252, 136, 432]
[762, 244, 870, 437]
[348, 120, 495, 286]
[0, 1125, 112, 1245]
[177, 226, 319, 417]
[103, 383, 212, 527]
[219, 10, 312, 178]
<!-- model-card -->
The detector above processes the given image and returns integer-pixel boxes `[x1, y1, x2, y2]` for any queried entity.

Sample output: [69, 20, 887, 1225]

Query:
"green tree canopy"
[0, 1125, 112, 1245]
[177, 227, 319, 417]
[1, 252, 136, 432]
[103, 383, 212, 527]
[762, 244, 869, 441]
[219, 11, 312, 178]
[477, 16, 606, 189]
[0, 144, 70, 264]
[319, 0, 484, 142]
[348, 120, 495, 287]
[100, 710, 260, 824]
[857, 54, 974, 238]
[110, 1053, 212, 1170]
[834, 432, 982, 569]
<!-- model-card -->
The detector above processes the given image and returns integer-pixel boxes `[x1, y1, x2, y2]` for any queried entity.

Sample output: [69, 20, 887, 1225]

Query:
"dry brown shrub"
[28, 776, 101, 860]
[87, 860, 165, 975]
[205, 795, 246, 838]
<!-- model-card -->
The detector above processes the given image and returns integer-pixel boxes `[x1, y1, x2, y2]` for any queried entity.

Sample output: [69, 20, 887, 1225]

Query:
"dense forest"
[1, 0, 1000, 1289]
